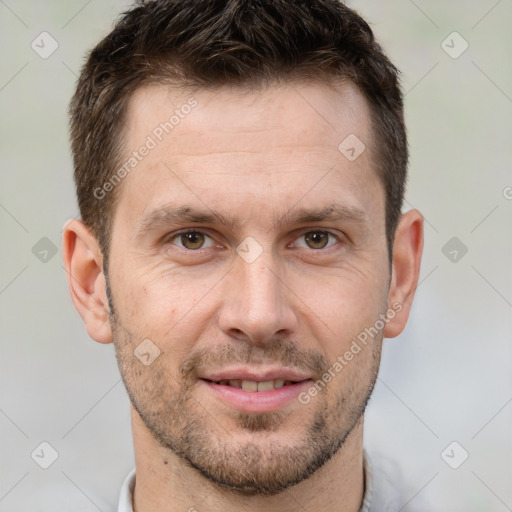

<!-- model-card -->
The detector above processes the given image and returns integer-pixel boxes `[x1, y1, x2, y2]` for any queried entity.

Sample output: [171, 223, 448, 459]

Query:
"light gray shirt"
[117, 451, 402, 511]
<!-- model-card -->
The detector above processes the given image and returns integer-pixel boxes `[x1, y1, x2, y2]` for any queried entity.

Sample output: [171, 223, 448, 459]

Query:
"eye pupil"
[305, 231, 329, 249]
[181, 232, 205, 249]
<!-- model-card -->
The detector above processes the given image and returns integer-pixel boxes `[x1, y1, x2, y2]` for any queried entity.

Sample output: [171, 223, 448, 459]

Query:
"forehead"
[124, 80, 372, 156]
[114, 80, 381, 233]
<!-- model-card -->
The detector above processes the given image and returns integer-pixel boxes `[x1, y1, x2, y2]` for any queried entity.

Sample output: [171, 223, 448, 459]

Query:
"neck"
[130, 407, 366, 512]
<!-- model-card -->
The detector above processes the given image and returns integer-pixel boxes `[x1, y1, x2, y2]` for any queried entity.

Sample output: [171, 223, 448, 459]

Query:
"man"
[63, 0, 423, 510]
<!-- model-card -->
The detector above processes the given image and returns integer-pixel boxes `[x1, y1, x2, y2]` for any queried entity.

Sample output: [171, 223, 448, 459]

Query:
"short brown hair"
[69, 0, 408, 261]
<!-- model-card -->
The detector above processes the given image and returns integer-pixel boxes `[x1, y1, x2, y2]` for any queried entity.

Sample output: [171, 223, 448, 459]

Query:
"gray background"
[1, 0, 511, 510]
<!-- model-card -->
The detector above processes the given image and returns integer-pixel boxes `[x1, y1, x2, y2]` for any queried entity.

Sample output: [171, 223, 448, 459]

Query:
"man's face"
[107, 81, 391, 495]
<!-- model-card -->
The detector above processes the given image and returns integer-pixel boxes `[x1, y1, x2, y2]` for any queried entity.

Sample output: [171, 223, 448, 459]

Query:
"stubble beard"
[109, 311, 381, 496]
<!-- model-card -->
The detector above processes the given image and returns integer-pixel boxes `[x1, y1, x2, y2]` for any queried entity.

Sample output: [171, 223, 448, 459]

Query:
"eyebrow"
[134, 202, 367, 239]
[276, 204, 367, 229]
[135, 205, 238, 239]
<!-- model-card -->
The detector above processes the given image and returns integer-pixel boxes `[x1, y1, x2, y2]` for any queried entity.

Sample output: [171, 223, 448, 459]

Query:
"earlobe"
[383, 209, 424, 339]
[62, 219, 113, 344]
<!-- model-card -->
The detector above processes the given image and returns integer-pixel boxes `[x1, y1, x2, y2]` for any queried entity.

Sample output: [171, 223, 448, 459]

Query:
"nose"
[218, 253, 298, 346]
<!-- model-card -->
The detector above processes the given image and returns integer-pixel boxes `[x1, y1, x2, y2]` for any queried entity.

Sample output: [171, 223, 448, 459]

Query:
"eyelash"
[165, 229, 343, 251]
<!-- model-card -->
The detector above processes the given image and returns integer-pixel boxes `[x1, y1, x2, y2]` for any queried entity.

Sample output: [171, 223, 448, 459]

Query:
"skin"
[63, 80, 423, 512]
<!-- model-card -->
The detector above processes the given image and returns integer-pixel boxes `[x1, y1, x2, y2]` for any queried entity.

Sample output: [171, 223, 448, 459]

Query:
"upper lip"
[199, 367, 313, 382]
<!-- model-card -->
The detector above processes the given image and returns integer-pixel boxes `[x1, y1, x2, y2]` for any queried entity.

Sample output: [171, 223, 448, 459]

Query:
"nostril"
[226, 328, 249, 342]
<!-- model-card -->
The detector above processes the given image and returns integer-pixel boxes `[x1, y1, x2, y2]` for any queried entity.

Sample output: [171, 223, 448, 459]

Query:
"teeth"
[215, 379, 296, 391]
[241, 380, 258, 391]
[257, 380, 275, 391]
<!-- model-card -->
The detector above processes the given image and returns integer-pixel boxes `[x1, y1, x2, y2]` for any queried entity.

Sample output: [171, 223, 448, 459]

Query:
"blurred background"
[0, 1, 511, 510]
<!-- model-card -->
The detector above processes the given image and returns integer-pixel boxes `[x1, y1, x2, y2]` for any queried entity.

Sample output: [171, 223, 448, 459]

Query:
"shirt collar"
[117, 467, 136, 512]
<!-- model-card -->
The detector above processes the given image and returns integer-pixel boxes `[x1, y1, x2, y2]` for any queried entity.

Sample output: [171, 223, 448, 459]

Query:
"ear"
[62, 219, 113, 344]
[383, 209, 424, 339]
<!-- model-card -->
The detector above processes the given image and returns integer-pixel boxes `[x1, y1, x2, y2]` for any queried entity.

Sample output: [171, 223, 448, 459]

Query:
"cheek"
[300, 268, 389, 358]
[116, 268, 223, 356]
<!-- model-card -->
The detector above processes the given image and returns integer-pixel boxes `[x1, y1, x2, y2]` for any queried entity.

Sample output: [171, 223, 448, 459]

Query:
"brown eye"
[292, 231, 339, 250]
[181, 232, 204, 249]
[171, 231, 213, 250]
[304, 231, 330, 249]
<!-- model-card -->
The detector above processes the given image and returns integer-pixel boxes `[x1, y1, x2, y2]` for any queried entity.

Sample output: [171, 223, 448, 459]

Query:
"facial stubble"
[109, 302, 382, 497]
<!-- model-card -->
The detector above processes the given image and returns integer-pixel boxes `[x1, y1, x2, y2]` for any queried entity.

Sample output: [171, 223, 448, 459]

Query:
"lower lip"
[200, 379, 312, 413]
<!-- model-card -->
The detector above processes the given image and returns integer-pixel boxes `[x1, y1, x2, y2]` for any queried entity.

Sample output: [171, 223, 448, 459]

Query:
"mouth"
[201, 378, 304, 392]
[198, 370, 313, 413]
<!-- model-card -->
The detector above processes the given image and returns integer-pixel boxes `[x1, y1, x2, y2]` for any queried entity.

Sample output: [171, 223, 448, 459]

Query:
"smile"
[203, 378, 302, 391]
[199, 377, 312, 413]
